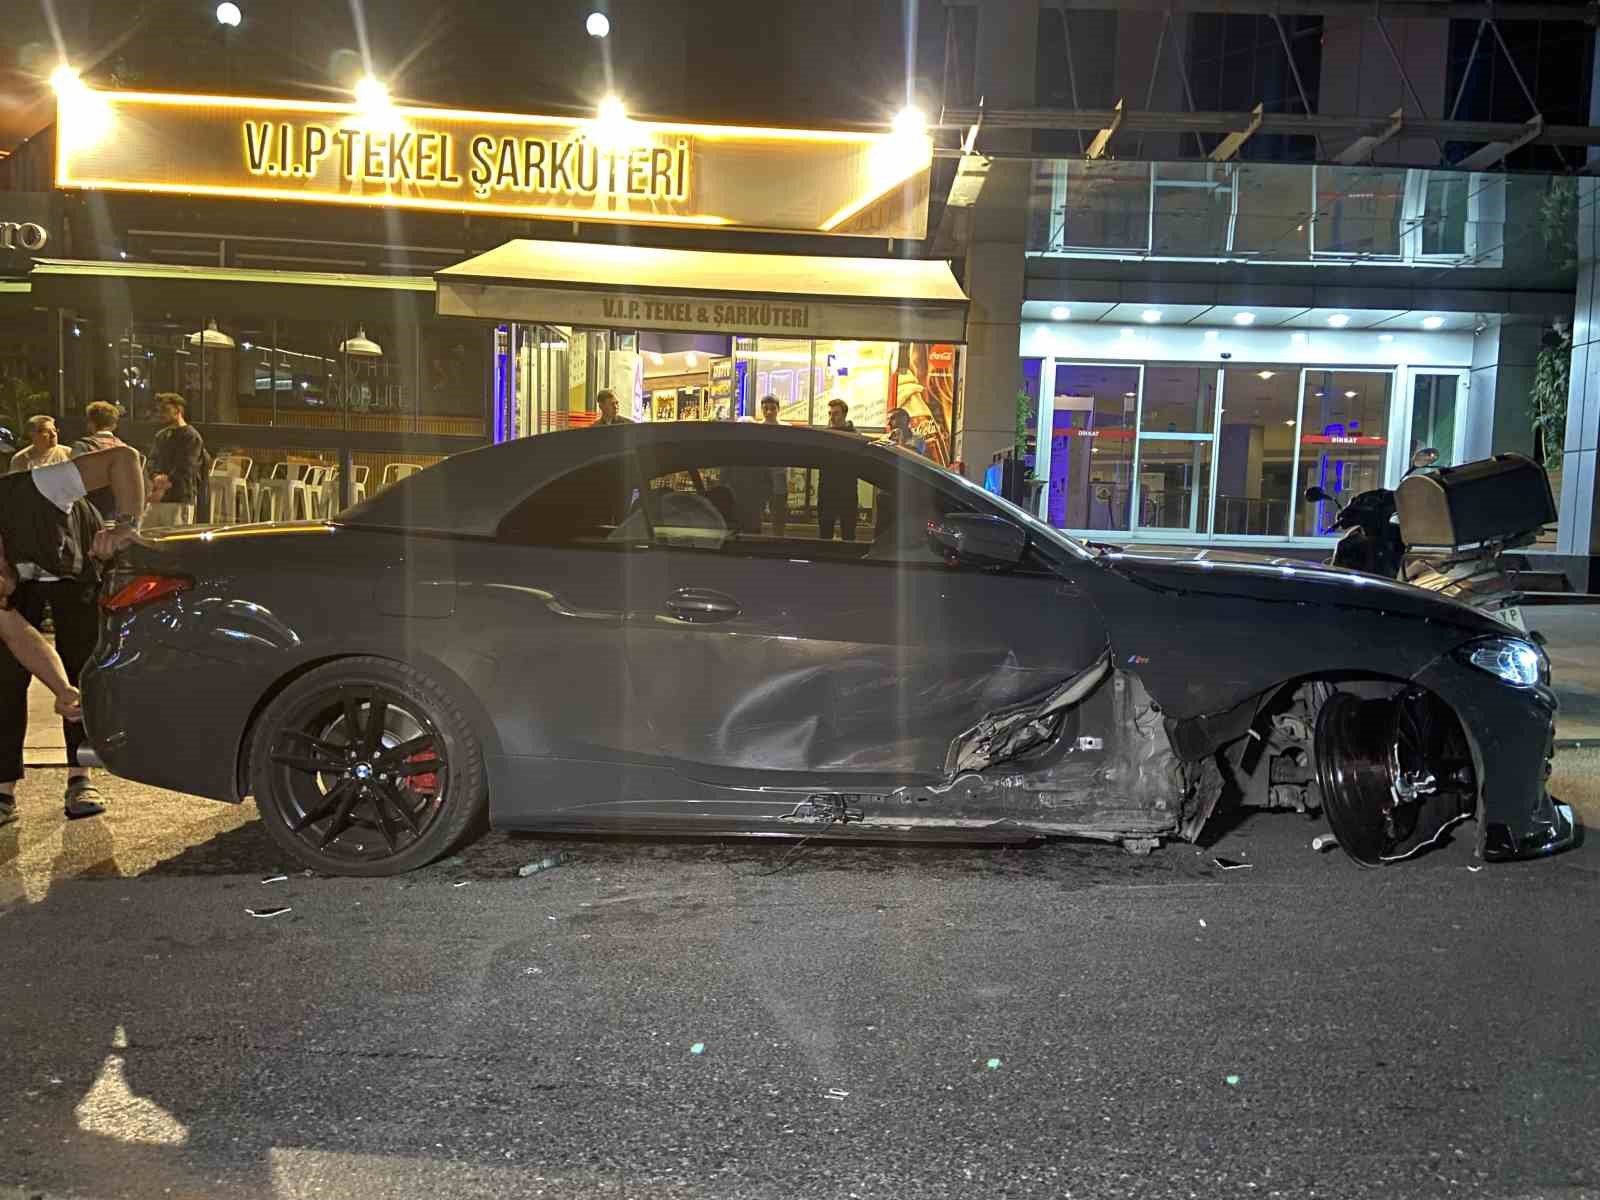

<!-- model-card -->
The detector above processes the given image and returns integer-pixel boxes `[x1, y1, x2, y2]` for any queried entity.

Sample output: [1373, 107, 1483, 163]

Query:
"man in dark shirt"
[146, 393, 207, 529]
[817, 398, 860, 541]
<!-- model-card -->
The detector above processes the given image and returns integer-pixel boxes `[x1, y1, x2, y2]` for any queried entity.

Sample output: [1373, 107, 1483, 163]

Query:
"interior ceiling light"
[216, 2, 242, 26]
[188, 318, 235, 349]
[585, 11, 610, 37]
[1140, 310, 1162, 323]
[685, 352, 699, 367]
[1257, 370, 1275, 380]
[1378, 333, 1395, 342]
[1050, 306, 1071, 321]
[1232, 312, 1255, 326]
[1291, 332, 1308, 345]
[340, 325, 383, 357]
[1422, 316, 1445, 330]
[1344, 389, 1358, 399]
[1326, 313, 1350, 328]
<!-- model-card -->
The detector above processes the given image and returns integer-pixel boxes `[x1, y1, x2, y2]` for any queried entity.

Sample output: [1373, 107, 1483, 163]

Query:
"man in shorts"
[0, 447, 145, 828]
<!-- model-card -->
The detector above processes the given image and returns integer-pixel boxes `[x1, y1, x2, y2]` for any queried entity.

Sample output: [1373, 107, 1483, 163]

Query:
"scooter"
[1302, 448, 1439, 579]
[1304, 449, 1553, 630]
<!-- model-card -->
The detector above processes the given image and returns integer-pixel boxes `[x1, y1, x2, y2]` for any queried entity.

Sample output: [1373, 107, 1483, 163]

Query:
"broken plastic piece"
[260, 873, 288, 884]
[1212, 858, 1253, 870]
[689, 1042, 705, 1055]
[986, 1058, 1002, 1070]
[246, 906, 291, 919]
[1225, 1074, 1241, 1087]
[1467, 864, 1483, 873]
[825, 1088, 850, 1099]
[452, 880, 471, 888]
[1198, 918, 1207, 928]
[517, 851, 572, 877]
[1311, 834, 1338, 853]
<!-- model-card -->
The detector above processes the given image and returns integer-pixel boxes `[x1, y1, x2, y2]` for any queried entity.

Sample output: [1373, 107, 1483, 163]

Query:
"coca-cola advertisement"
[887, 342, 958, 466]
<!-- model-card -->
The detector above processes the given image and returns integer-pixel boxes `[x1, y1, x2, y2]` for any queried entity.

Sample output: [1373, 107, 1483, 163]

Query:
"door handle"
[664, 587, 741, 622]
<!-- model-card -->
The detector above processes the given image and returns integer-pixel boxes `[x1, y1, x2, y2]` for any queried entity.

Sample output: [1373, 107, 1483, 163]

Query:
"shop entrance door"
[1407, 371, 1467, 466]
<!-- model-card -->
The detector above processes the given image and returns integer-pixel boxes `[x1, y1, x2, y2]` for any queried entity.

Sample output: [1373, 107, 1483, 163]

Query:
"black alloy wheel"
[252, 657, 487, 876]
[1315, 689, 1473, 868]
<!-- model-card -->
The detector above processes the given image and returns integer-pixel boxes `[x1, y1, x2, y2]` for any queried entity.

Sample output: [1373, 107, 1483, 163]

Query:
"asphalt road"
[2, 793, 1599, 1200]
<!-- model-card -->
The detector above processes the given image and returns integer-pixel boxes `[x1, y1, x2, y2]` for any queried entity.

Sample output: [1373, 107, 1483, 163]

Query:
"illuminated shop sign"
[56, 89, 932, 238]
[0, 222, 48, 251]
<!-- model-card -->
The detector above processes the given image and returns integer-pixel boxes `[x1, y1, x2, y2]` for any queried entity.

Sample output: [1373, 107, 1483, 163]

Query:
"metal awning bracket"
[1210, 103, 1265, 162]
[1333, 108, 1406, 165]
[1457, 113, 1545, 172]
[1086, 99, 1124, 160]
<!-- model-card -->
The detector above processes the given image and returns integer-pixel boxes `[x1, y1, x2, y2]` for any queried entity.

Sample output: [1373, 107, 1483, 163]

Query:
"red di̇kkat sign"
[888, 343, 957, 466]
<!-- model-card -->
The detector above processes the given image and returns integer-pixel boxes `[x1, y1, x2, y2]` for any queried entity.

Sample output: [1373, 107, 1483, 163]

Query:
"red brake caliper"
[404, 751, 440, 796]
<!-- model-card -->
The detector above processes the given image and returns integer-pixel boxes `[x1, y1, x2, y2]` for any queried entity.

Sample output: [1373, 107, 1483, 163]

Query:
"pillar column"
[1555, 179, 1600, 585]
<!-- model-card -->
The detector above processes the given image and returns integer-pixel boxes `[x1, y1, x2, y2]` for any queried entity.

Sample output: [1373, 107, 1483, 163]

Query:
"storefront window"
[1215, 366, 1299, 537]
[1232, 165, 1311, 260]
[1295, 370, 1393, 536]
[1314, 167, 1405, 257]
[1140, 366, 1217, 435]
[1151, 164, 1233, 257]
[1051, 161, 1151, 253]
[1041, 363, 1138, 531]
[1136, 439, 1214, 533]
[1408, 373, 1461, 466]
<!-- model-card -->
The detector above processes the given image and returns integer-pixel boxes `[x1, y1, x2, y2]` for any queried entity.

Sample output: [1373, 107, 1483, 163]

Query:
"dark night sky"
[1, 0, 947, 150]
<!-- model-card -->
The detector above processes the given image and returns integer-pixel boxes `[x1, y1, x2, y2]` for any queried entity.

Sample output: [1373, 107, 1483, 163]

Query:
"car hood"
[1100, 544, 1511, 637]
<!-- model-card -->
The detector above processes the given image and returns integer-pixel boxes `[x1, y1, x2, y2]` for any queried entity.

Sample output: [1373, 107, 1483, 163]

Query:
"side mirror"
[1304, 486, 1332, 504]
[1411, 447, 1441, 469]
[927, 513, 1026, 569]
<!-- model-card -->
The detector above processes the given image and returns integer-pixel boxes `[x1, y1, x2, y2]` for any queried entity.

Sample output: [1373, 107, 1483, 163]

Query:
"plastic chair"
[381, 462, 421, 488]
[208, 456, 252, 523]
[256, 462, 316, 522]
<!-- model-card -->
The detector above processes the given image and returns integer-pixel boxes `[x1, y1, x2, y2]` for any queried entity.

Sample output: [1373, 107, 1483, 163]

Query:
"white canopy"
[435, 239, 968, 343]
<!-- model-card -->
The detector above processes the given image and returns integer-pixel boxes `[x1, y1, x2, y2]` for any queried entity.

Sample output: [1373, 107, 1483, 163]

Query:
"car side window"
[496, 455, 643, 547]
[632, 443, 970, 567]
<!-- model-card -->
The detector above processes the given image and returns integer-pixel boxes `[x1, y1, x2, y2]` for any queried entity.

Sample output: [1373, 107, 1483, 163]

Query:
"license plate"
[1499, 604, 1526, 631]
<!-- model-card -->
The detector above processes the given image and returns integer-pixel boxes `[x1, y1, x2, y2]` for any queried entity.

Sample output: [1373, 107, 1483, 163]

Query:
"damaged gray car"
[82, 422, 1577, 875]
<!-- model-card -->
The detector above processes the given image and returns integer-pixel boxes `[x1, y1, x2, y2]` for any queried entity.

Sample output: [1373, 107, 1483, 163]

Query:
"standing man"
[596, 389, 633, 425]
[817, 398, 859, 541]
[0, 447, 145, 827]
[757, 394, 789, 536]
[146, 394, 206, 529]
[72, 401, 139, 518]
[9, 415, 71, 475]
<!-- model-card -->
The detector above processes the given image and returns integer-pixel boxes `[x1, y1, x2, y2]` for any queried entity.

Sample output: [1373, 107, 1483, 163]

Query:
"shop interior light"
[1203, 330, 1220, 341]
[1344, 389, 1358, 398]
[1291, 332, 1308, 345]
[1232, 312, 1255, 326]
[685, 352, 699, 368]
[1140, 310, 1162, 323]
[340, 325, 383, 357]
[1050, 306, 1070, 321]
[1421, 316, 1445, 330]
[585, 11, 610, 37]
[1257, 370, 1275, 380]
[1378, 333, 1395, 342]
[216, 2, 242, 27]
[188, 318, 235, 349]
[1326, 313, 1350, 328]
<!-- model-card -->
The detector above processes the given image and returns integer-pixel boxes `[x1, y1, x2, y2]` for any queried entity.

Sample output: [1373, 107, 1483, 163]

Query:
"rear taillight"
[101, 574, 192, 612]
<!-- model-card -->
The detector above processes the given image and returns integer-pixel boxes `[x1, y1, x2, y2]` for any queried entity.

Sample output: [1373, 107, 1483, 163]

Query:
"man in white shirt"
[8, 414, 71, 474]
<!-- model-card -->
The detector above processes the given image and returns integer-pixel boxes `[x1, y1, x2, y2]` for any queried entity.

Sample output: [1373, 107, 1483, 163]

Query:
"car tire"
[250, 656, 488, 876]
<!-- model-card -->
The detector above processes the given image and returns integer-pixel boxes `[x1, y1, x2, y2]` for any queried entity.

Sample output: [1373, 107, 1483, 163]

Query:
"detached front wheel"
[251, 657, 487, 876]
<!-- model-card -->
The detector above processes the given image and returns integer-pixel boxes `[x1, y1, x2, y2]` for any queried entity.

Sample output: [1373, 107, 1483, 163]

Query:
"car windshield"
[865, 442, 1096, 562]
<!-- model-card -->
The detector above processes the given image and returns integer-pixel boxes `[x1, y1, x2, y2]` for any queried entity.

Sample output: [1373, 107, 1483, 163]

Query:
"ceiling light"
[1421, 316, 1445, 330]
[1291, 332, 1308, 345]
[340, 325, 383, 357]
[1141, 310, 1162, 323]
[892, 106, 928, 138]
[1050, 306, 1071, 321]
[215, 1, 242, 26]
[49, 64, 83, 95]
[685, 352, 699, 367]
[1119, 328, 1135, 339]
[1378, 334, 1394, 343]
[585, 10, 610, 37]
[1344, 389, 1358, 399]
[648, 352, 664, 365]
[188, 318, 235, 349]
[354, 75, 390, 112]
[1233, 312, 1255, 326]
[1284, 419, 1295, 426]
[1123, 391, 1136, 399]
[1326, 313, 1349, 328]
[1204, 330, 1220, 341]
[1257, 370, 1275, 380]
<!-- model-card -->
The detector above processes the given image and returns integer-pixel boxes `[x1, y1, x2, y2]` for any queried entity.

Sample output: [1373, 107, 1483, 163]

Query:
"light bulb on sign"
[354, 75, 391, 112]
[216, 2, 242, 26]
[892, 106, 928, 138]
[586, 11, 610, 37]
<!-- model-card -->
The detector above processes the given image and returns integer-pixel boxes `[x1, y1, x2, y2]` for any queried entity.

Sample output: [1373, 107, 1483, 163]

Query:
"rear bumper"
[82, 637, 256, 802]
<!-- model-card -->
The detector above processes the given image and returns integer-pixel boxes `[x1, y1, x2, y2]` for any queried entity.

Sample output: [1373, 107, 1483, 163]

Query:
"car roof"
[339, 422, 918, 537]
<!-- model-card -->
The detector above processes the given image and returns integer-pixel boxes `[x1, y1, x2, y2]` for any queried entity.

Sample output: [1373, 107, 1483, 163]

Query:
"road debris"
[986, 1058, 1002, 1070]
[1311, 834, 1338, 853]
[452, 880, 471, 888]
[1467, 865, 1483, 873]
[517, 852, 573, 877]
[260, 873, 288, 884]
[1212, 858, 1253, 870]
[1198, 918, 1207, 928]
[825, 1088, 850, 1100]
[689, 1042, 706, 1055]
[245, 906, 291, 919]
[1225, 1074, 1241, 1087]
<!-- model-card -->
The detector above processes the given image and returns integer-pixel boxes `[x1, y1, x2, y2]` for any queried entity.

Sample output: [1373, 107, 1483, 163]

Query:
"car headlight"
[1458, 635, 1548, 687]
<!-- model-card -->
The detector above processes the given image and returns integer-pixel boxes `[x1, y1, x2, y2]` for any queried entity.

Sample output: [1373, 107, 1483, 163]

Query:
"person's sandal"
[0, 798, 15, 829]
[64, 778, 106, 820]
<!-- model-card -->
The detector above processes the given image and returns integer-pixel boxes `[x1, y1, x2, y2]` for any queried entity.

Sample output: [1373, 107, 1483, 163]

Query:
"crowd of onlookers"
[0, 395, 208, 830]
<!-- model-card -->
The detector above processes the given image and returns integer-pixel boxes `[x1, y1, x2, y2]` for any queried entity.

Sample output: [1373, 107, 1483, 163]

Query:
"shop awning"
[435, 239, 968, 343]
